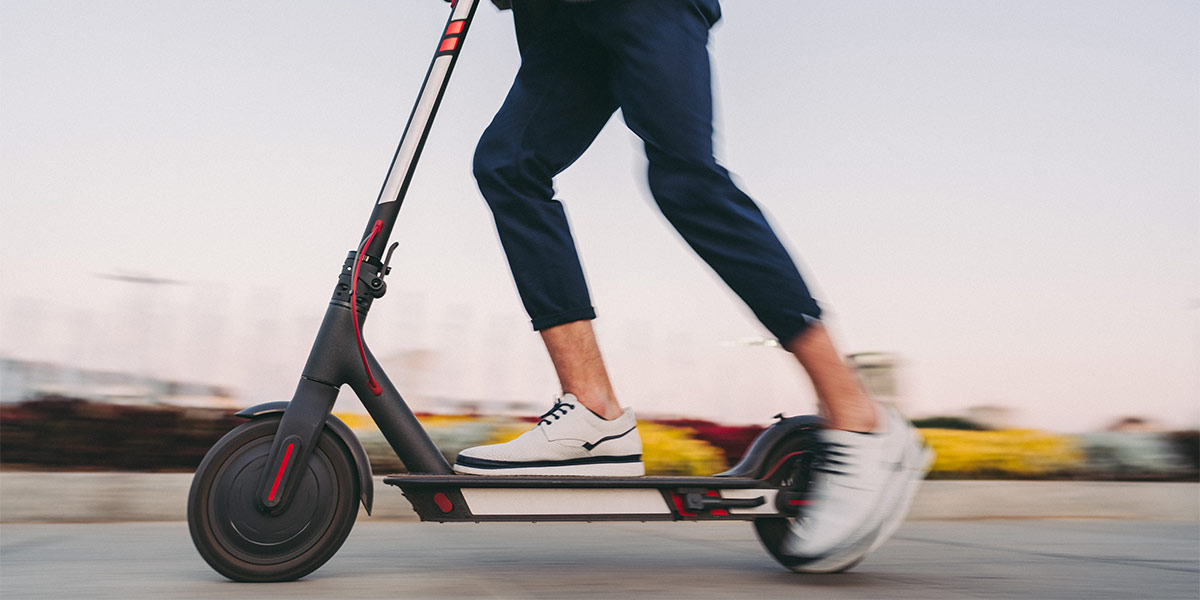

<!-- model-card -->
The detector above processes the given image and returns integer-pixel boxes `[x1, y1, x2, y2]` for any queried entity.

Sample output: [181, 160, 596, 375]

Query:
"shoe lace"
[812, 440, 851, 477]
[537, 400, 575, 426]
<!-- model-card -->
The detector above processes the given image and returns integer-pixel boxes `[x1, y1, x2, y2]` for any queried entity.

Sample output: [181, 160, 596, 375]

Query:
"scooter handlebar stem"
[362, 0, 480, 261]
[256, 3, 475, 511]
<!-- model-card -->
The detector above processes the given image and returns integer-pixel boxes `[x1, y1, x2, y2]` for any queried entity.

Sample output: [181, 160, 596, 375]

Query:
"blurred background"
[1, 0, 1197, 478]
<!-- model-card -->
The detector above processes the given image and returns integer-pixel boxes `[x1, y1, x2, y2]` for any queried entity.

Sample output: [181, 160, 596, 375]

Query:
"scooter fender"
[716, 414, 824, 479]
[236, 401, 374, 515]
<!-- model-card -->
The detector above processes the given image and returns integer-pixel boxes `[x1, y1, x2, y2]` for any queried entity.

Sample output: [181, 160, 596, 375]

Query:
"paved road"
[2, 520, 1197, 599]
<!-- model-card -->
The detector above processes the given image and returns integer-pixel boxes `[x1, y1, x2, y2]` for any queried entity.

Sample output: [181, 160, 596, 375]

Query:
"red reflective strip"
[445, 21, 465, 35]
[669, 493, 697, 518]
[268, 443, 295, 502]
[434, 492, 453, 513]
[438, 37, 459, 53]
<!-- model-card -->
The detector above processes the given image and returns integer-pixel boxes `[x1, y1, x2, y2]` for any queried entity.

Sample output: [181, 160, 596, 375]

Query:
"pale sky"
[2, 1, 1197, 431]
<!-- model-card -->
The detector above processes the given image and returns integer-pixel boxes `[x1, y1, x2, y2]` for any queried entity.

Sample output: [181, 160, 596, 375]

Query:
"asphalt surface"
[2, 519, 1197, 599]
[4, 475, 1197, 522]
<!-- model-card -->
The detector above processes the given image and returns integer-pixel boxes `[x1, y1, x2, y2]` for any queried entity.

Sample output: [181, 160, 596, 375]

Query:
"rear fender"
[716, 415, 824, 479]
[236, 401, 374, 515]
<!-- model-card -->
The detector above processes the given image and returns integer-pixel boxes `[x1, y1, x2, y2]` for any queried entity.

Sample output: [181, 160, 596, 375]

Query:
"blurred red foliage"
[650, 418, 764, 465]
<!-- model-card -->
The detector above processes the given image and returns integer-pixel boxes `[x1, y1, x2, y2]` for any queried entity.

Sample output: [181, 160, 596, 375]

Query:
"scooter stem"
[256, 0, 480, 513]
[362, 0, 481, 260]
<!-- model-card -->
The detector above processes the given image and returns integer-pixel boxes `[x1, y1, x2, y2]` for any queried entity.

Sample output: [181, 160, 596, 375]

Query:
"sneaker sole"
[865, 443, 934, 555]
[787, 522, 882, 573]
[453, 461, 646, 477]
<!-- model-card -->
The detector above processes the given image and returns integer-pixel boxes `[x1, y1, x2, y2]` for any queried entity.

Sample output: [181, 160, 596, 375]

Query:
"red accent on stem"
[438, 37, 459, 53]
[268, 443, 295, 502]
[445, 21, 465, 35]
[352, 220, 384, 395]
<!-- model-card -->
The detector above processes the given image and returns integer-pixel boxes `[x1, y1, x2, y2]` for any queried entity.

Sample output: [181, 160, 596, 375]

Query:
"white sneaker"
[783, 407, 930, 562]
[454, 394, 644, 476]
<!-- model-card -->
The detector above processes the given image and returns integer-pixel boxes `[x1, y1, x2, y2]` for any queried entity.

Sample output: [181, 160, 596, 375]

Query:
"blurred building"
[847, 352, 904, 413]
[1105, 416, 1170, 433]
[0, 357, 236, 409]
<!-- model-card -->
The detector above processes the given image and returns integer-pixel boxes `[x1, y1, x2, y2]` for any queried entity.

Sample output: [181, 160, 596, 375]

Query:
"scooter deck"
[384, 474, 786, 522]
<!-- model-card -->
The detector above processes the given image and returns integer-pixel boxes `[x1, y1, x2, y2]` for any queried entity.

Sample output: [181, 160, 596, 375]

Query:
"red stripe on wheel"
[267, 443, 294, 502]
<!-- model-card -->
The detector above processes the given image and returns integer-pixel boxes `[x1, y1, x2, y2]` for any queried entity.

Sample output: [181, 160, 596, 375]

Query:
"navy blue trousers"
[473, 0, 822, 345]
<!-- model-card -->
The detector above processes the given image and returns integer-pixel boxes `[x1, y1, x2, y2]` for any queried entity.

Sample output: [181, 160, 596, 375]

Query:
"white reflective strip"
[452, 0, 475, 20]
[376, 55, 453, 205]
[461, 488, 672, 516]
[724, 489, 780, 515]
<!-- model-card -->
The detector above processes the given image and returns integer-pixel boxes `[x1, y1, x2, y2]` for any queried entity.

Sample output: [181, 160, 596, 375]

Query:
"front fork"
[256, 252, 453, 513]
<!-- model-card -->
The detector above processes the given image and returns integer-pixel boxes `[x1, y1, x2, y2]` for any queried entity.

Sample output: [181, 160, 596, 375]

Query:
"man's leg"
[580, 1, 873, 429]
[582, 0, 928, 560]
[455, 5, 642, 476]
[472, 6, 623, 420]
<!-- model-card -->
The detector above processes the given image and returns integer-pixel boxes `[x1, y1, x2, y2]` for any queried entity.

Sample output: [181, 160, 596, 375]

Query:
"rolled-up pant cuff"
[531, 307, 598, 331]
[772, 311, 825, 349]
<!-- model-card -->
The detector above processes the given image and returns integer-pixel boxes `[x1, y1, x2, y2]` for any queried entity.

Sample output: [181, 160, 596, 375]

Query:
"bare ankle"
[787, 323, 879, 432]
[540, 321, 623, 420]
[826, 398, 878, 432]
[569, 392, 623, 420]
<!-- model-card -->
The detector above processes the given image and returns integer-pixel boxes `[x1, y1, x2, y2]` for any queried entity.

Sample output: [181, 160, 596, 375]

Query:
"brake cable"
[351, 220, 384, 395]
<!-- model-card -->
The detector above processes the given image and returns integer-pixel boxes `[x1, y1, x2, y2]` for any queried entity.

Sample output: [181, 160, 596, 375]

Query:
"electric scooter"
[187, 0, 839, 582]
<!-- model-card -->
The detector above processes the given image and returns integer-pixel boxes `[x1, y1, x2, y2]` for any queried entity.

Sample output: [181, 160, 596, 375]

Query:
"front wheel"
[188, 416, 359, 582]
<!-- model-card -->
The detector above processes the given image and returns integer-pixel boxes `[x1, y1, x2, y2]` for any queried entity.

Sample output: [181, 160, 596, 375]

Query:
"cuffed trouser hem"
[773, 312, 824, 350]
[531, 307, 597, 332]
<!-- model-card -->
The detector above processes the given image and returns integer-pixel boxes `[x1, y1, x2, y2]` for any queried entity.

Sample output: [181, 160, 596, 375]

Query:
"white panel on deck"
[461, 488, 673, 516]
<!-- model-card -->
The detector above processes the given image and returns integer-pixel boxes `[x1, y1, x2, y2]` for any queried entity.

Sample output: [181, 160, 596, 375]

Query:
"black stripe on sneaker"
[582, 425, 637, 451]
[454, 454, 643, 470]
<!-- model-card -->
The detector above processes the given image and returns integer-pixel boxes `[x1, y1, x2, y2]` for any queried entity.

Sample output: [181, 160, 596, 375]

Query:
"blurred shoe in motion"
[783, 406, 933, 570]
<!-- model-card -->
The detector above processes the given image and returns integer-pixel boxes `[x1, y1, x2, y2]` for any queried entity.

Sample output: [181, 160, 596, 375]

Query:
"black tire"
[188, 416, 359, 582]
[753, 430, 867, 573]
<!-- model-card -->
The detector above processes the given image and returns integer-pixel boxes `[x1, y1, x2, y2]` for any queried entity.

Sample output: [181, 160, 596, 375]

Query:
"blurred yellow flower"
[921, 429, 1084, 478]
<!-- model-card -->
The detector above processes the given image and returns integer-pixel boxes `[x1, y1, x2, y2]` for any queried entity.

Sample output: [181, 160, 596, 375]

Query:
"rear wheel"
[188, 416, 359, 582]
[753, 430, 868, 573]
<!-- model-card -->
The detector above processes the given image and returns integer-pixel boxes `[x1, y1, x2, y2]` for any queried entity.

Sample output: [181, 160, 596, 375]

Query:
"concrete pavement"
[2, 472, 1197, 522]
[2, 519, 1197, 599]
